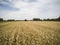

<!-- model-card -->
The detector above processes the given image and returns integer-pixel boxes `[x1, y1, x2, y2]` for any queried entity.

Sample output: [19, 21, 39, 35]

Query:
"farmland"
[0, 21, 60, 45]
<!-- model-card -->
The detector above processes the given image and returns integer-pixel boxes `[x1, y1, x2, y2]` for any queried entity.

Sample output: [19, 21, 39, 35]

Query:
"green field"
[0, 21, 60, 45]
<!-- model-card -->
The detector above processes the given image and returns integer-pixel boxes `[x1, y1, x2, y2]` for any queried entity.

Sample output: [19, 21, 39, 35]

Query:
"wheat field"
[0, 21, 60, 45]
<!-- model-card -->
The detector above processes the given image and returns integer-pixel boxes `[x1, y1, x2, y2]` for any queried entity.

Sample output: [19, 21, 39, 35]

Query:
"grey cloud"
[0, 0, 19, 11]
[22, 0, 37, 3]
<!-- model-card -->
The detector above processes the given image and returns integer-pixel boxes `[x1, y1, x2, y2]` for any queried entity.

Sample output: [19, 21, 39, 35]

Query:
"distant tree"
[43, 19, 47, 21]
[7, 19, 15, 21]
[24, 19, 27, 21]
[51, 19, 55, 21]
[43, 16, 60, 21]
[0, 18, 3, 21]
[57, 16, 60, 21]
[33, 18, 41, 21]
[47, 18, 50, 21]
[43, 18, 51, 21]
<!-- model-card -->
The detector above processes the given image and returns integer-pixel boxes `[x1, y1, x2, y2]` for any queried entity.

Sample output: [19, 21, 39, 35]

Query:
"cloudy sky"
[0, 0, 60, 20]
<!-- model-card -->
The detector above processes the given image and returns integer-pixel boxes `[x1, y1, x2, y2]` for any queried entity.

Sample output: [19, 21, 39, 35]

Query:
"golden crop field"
[0, 21, 60, 45]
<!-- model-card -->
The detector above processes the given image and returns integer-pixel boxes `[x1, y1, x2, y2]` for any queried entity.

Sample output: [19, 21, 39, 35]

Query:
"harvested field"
[0, 21, 60, 45]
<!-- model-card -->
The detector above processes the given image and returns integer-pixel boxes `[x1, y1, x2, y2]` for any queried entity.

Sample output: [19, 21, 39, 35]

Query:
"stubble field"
[0, 21, 60, 45]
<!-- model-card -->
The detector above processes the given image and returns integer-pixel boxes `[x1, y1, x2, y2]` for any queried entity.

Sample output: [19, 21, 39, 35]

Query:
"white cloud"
[0, 0, 60, 20]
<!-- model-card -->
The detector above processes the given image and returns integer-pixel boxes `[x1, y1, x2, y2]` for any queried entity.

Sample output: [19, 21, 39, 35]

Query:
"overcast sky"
[0, 0, 60, 20]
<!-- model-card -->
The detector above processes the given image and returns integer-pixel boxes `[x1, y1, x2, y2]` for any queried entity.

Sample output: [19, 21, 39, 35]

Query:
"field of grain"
[0, 21, 60, 45]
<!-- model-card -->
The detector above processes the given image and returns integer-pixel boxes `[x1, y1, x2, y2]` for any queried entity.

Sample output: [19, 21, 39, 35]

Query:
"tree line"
[33, 16, 60, 21]
[0, 16, 60, 21]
